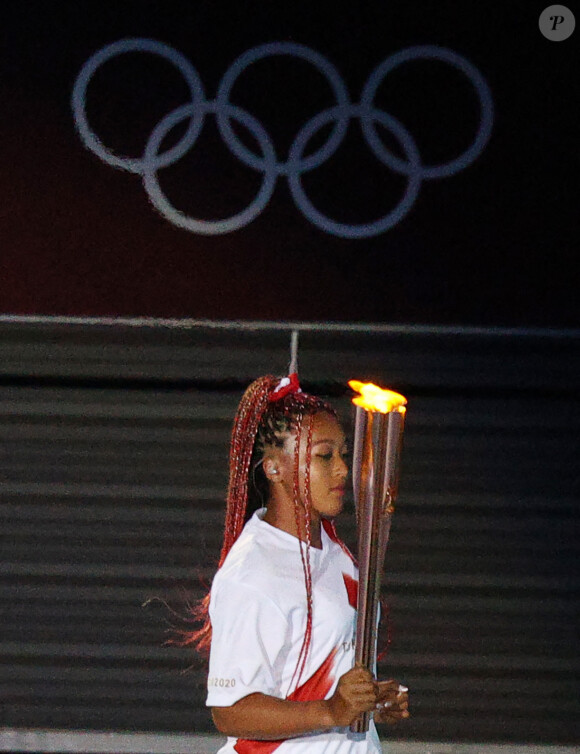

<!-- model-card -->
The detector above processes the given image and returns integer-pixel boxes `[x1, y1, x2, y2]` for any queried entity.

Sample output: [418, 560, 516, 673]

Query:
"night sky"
[1, 0, 578, 327]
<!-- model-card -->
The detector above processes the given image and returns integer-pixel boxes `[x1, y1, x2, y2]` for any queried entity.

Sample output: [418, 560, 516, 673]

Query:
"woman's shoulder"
[213, 519, 293, 594]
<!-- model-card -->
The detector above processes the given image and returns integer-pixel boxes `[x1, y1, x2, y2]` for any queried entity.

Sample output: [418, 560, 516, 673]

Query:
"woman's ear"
[263, 457, 281, 482]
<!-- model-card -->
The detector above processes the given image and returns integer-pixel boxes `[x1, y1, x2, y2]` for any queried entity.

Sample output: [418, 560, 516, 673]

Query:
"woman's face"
[267, 411, 349, 519]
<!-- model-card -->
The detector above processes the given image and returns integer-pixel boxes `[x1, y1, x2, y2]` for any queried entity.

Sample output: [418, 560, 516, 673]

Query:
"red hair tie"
[268, 372, 302, 402]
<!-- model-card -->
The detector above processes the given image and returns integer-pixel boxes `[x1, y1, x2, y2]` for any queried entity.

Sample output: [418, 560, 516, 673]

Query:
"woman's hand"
[373, 679, 409, 725]
[326, 665, 378, 727]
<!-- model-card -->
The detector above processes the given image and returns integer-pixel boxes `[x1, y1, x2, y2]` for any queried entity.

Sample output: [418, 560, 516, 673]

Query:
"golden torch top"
[348, 380, 407, 414]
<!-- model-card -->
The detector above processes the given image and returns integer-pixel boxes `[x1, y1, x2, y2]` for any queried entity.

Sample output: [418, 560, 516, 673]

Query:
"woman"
[191, 374, 409, 753]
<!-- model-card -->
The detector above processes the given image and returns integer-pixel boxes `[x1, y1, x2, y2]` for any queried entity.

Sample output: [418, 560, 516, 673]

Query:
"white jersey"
[206, 509, 381, 754]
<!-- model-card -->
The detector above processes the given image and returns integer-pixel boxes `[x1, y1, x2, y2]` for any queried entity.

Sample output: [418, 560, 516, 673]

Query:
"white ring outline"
[72, 38, 206, 174]
[142, 101, 277, 235]
[288, 105, 422, 238]
[361, 45, 494, 179]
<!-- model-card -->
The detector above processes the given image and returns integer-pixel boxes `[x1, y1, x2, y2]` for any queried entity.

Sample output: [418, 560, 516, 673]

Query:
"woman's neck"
[263, 500, 322, 549]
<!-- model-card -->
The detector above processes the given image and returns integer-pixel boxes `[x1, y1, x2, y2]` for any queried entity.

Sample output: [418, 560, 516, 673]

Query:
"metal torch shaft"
[350, 405, 405, 734]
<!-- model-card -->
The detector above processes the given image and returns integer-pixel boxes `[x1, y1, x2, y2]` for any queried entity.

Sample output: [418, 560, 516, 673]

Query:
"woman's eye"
[317, 453, 333, 461]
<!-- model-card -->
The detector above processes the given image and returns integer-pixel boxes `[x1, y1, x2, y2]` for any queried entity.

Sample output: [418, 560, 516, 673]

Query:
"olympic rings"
[72, 39, 494, 238]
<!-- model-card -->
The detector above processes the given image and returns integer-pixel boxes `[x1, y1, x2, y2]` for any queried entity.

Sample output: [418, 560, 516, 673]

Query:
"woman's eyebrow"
[312, 439, 347, 446]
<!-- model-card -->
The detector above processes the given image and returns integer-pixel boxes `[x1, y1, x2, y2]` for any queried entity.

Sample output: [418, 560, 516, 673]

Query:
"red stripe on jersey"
[342, 573, 358, 610]
[233, 647, 338, 754]
[287, 645, 338, 702]
[234, 737, 281, 753]
[234, 737, 283, 754]
[321, 519, 357, 565]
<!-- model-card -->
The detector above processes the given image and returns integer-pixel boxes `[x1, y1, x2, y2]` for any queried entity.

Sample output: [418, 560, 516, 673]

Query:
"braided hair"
[187, 375, 337, 690]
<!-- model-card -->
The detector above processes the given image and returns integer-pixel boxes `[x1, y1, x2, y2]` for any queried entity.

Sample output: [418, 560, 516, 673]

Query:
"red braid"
[220, 376, 279, 567]
[288, 412, 315, 692]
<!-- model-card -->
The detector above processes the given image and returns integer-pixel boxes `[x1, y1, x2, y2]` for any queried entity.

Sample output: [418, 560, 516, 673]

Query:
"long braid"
[220, 375, 278, 566]
[289, 412, 316, 693]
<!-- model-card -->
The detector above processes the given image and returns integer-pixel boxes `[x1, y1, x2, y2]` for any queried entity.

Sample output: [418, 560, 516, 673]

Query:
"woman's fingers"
[375, 708, 410, 725]
[342, 667, 378, 701]
[344, 682, 379, 709]
[329, 666, 382, 726]
[376, 680, 407, 698]
[374, 680, 409, 724]
[339, 672, 411, 725]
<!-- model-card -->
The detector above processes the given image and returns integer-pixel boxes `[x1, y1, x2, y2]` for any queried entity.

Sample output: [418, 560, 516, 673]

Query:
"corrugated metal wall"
[1, 319, 578, 744]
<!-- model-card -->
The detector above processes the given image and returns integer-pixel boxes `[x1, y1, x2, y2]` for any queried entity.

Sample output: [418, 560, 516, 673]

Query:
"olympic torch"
[348, 380, 407, 734]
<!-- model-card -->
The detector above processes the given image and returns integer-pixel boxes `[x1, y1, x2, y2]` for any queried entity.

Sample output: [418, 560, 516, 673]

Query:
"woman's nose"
[335, 454, 348, 478]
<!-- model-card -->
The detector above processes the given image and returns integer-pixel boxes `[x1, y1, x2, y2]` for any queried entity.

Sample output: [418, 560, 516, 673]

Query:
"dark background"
[1, 0, 578, 327]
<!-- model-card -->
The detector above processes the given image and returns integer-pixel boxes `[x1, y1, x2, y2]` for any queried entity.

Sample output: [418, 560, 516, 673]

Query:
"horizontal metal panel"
[1, 319, 578, 390]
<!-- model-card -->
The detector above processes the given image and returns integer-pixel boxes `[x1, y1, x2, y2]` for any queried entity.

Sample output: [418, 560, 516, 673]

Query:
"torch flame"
[348, 380, 407, 414]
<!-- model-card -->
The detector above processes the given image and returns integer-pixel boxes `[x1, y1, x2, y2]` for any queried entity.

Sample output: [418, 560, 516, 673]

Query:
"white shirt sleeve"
[206, 578, 290, 707]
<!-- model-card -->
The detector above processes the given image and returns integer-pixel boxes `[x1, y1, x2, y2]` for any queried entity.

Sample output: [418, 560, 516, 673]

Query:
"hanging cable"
[289, 329, 299, 375]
